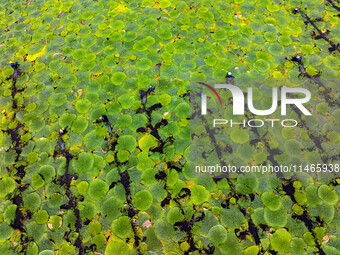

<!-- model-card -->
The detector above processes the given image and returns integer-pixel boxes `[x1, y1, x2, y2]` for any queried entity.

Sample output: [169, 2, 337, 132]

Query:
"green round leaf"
[38, 165, 55, 184]
[88, 179, 109, 201]
[122, 31, 138, 42]
[32, 174, 45, 189]
[133, 190, 153, 211]
[208, 225, 228, 245]
[117, 94, 134, 109]
[34, 210, 49, 225]
[24, 192, 41, 211]
[117, 135, 137, 153]
[106, 102, 122, 115]
[72, 152, 94, 173]
[284, 139, 303, 157]
[221, 207, 246, 230]
[88, 221, 102, 236]
[47, 193, 64, 209]
[78, 201, 97, 219]
[191, 185, 210, 205]
[271, 229, 292, 254]
[71, 116, 89, 134]
[166, 207, 184, 225]
[0, 223, 13, 242]
[84, 130, 105, 150]
[318, 185, 338, 205]
[111, 216, 132, 239]
[236, 144, 256, 162]
[59, 113, 76, 127]
[175, 102, 190, 119]
[102, 197, 121, 220]
[160, 65, 179, 79]
[261, 192, 282, 211]
[236, 177, 259, 195]
[154, 221, 175, 240]
[48, 60, 63, 72]
[72, 48, 87, 60]
[92, 234, 106, 249]
[0, 177, 17, 198]
[268, 43, 284, 55]
[76, 181, 89, 195]
[105, 239, 131, 255]
[111, 72, 126, 85]
[323, 55, 340, 69]
[48, 93, 67, 107]
[179, 60, 196, 71]
[254, 59, 270, 72]
[75, 99, 91, 114]
[212, 30, 228, 41]
[81, 35, 97, 48]
[136, 58, 153, 71]
[138, 134, 158, 151]
[39, 251, 55, 255]
[117, 150, 130, 163]
[230, 129, 249, 144]
[264, 206, 287, 228]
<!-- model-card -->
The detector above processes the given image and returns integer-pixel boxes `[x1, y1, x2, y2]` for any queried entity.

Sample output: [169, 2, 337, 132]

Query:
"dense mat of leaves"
[0, 0, 339, 254]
